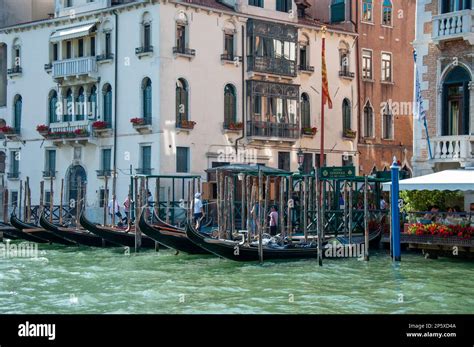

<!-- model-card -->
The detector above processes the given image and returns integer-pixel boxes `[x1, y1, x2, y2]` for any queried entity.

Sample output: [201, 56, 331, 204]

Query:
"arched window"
[175, 13, 188, 54]
[49, 91, 58, 124]
[65, 89, 73, 122]
[362, 0, 373, 22]
[88, 86, 97, 119]
[11, 38, 21, 70]
[339, 41, 351, 76]
[382, 0, 393, 26]
[342, 98, 351, 132]
[382, 103, 393, 139]
[76, 87, 85, 121]
[103, 84, 113, 125]
[224, 84, 237, 127]
[176, 78, 189, 124]
[299, 35, 310, 70]
[300, 93, 310, 128]
[363, 101, 374, 138]
[142, 12, 152, 51]
[13, 95, 22, 132]
[442, 66, 471, 136]
[143, 78, 152, 123]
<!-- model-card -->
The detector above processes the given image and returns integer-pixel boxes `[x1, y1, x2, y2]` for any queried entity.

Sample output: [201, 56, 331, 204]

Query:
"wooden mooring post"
[49, 177, 54, 223]
[59, 179, 64, 225]
[316, 170, 323, 266]
[103, 175, 109, 226]
[258, 170, 263, 263]
[364, 175, 369, 261]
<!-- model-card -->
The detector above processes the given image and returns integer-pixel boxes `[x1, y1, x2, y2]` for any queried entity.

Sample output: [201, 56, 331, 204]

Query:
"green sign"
[319, 166, 355, 179]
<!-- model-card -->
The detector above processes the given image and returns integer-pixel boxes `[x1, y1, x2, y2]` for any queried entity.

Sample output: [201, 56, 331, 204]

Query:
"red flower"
[92, 121, 108, 129]
[130, 118, 145, 125]
[36, 124, 49, 132]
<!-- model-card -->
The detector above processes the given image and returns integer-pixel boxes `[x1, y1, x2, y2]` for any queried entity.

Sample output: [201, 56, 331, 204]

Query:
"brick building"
[413, 0, 473, 177]
[308, 0, 416, 175]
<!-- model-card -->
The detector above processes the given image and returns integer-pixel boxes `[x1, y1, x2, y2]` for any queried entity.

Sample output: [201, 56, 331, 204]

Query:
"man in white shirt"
[193, 192, 204, 230]
[108, 195, 121, 225]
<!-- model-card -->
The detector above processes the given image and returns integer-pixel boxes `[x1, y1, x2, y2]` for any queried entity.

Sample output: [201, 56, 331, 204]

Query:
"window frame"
[381, 0, 393, 27]
[361, 0, 374, 24]
[176, 146, 190, 173]
[361, 48, 373, 81]
[363, 101, 374, 138]
[381, 51, 393, 83]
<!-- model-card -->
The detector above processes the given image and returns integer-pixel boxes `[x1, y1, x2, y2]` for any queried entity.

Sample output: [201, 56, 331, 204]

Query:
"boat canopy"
[382, 169, 474, 192]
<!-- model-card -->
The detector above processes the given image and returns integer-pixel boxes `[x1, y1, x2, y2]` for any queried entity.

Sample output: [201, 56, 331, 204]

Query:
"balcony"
[221, 53, 242, 64]
[96, 53, 114, 63]
[52, 57, 97, 80]
[7, 172, 20, 180]
[339, 70, 355, 79]
[298, 64, 315, 74]
[0, 126, 21, 140]
[7, 66, 22, 77]
[173, 46, 196, 59]
[135, 46, 153, 58]
[246, 121, 299, 142]
[432, 10, 474, 45]
[431, 136, 474, 165]
[131, 117, 152, 134]
[135, 168, 153, 175]
[44, 63, 52, 72]
[91, 121, 113, 137]
[45, 124, 92, 146]
[42, 170, 56, 179]
[96, 169, 112, 178]
[247, 55, 297, 77]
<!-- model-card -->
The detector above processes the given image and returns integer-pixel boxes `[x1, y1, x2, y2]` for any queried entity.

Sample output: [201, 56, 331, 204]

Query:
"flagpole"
[320, 27, 326, 169]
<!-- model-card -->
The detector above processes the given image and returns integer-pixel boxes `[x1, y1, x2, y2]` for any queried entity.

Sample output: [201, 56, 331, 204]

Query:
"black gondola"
[138, 212, 210, 254]
[185, 223, 323, 261]
[0, 222, 20, 240]
[39, 212, 114, 248]
[79, 212, 163, 249]
[10, 214, 74, 245]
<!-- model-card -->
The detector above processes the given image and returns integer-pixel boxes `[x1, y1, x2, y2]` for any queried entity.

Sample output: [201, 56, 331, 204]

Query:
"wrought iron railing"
[173, 46, 196, 56]
[135, 168, 153, 175]
[339, 70, 355, 78]
[42, 170, 57, 178]
[96, 169, 112, 177]
[135, 46, 154, 54]
[96, 53, 114, 61]
[298, 64, 315, 72]
[7, 66, 22, 75]
[246, 120, 299, 139]
[221, 53, 242, 62]
[247, 55, 297, 77]
[7, 172, 20, 179]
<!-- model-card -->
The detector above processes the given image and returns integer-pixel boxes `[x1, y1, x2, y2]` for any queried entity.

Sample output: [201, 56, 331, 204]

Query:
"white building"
[0, 0, 358, 220]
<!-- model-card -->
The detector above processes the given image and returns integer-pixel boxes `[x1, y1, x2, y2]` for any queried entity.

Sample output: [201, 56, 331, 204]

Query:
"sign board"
[319, 166, 355, 180]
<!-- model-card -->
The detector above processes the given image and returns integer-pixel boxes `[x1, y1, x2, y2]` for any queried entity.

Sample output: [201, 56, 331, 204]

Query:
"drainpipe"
[350, 0, 362, 172]
[113, 10, 118, 197]
[235, 24, 246, 156]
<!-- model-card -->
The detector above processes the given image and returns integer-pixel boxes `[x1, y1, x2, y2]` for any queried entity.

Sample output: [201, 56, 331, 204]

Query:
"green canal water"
[0, 242, 473, 314]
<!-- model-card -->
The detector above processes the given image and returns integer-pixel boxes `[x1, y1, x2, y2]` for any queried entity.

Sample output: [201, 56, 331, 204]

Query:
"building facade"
[308, 0, 416, 176]
[0, 0, 55, 28]
[413, 0, 473, 176]
[0, 0, 358, 219]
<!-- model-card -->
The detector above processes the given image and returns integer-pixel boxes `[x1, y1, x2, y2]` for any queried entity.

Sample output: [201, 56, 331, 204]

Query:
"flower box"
[0, 126, 15, 135]
[226, 122, 243, 130]
[406, 223, 473, 239]
[92, 121, 108, 129]
[130, 118, 145, 126]
[301, 127, 317, 136]
[74, 128, 89, 137]
[177, 120, 196, 130]
[343, 129, 357, 139]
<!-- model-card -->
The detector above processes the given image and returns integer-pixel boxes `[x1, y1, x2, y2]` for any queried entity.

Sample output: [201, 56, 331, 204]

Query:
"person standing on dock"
[123, 196, 131, 224]
[193, 193, 205, 230]
[108, 195, 122, 226]
[269, 206, 278, 236]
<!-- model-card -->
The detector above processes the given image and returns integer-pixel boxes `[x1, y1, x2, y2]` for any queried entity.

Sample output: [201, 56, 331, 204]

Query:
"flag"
[413, 50, 426, 121]
[321, 29, 333, 109]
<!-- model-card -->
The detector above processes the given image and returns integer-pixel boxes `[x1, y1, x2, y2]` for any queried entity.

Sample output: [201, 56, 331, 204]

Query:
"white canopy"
[50, 23, 96, 43]
[382, 169, 474, 192]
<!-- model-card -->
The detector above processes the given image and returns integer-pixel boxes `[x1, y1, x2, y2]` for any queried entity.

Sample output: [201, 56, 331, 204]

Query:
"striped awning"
[50, 23, 97, 42]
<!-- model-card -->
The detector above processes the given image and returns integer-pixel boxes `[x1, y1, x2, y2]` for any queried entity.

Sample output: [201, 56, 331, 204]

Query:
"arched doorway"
[67, 165, 87, 215]
[442, 66, 471, 136]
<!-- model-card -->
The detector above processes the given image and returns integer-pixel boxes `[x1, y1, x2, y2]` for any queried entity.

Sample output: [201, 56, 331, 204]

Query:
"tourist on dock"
[108, 195, 122, 225]
[268, 206, 278, 236]
[123, 196, 131, 224]
[250, 201, 259, 237]
[193, 192, 204, 230]
[146, 191, 154, 221]
[423, 206, 440, 223]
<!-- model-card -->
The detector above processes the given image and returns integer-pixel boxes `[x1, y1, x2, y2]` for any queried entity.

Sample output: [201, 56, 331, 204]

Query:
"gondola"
[0, 222, 20, 240]
[185, 223, 322, 261]
[138, 212, 210, 254]
[152, 210, 213, 231]
[39, 212, 115, 248]
[79, 212, 163, 249]
[9, 214, 73, 244]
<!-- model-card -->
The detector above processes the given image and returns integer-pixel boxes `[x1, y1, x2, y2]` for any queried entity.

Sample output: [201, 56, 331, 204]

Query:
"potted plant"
[74, 128, 88, 137]
[92, 121, 108, 129]
[130, 117, 145, 126]
[36, 124, 50, 136]
[228, 122, 243, 130]
[343, 129, 357, 139]
[0, 126, 15, 134]
[301, 127, 317, 136]
[178, 119, 196, 129]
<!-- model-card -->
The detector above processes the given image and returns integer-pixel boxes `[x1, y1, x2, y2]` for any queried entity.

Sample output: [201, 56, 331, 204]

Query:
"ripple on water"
[0, 243, 473, 314]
